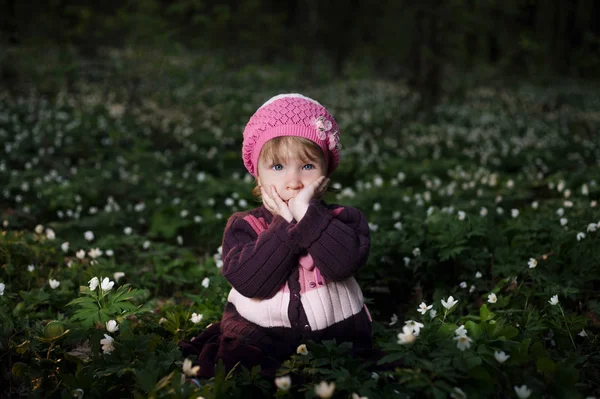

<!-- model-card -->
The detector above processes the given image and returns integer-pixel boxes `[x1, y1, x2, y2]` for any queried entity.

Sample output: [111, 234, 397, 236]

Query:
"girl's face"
[256, 146, 326, 203]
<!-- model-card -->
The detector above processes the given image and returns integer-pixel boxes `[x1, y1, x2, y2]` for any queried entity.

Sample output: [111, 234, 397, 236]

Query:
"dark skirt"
[178, 322, 402, 381]
[179, 322, 284, 379]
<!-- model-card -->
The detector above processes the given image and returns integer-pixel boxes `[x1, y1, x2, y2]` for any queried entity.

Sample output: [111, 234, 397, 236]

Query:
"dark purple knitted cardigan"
[181, 198, 373, 377]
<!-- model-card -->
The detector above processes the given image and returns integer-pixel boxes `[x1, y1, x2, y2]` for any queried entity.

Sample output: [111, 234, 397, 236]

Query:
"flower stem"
[558, 305, 576, 350]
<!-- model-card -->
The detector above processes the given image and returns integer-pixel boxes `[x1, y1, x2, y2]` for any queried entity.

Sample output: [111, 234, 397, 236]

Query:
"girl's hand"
[288, 176, 329, 221]
[261, 186, 294, 223]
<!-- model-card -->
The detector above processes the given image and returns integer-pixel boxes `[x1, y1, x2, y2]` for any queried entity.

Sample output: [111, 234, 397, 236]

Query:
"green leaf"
[479, 304, 495, 322]
[536, 357, 557, 375]
[465, 321, 483, 340]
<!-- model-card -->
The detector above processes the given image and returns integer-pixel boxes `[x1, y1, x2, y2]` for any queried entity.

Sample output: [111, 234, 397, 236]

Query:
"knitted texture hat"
[242, 94, 341, 177]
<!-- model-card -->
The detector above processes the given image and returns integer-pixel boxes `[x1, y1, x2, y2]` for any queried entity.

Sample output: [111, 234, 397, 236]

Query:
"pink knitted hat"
[242, 93, 341, 177]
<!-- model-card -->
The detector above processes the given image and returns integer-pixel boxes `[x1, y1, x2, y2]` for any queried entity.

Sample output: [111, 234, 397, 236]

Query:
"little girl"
[179, 93, 373, 379]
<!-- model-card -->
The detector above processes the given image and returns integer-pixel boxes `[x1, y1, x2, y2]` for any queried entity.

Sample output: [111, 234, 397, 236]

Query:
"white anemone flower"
[352, 393, 369, 399]
[397, 325, 416, 344]
[417, 302, 433, 315]
[49, 279, 60, 289]
[113, 272, 125, 282]
[560, 217, 568, 226]
[404, 320, 424, 336]
[201, 277, 210, 288]
[576, 232, 586, 241]
[274, 375, 291, 391]
[61, 242, 69, 252]
[441, 296, 458, 309]
[454, 334, 473, 351]
[182, 358, 200, 377]
[528, 258, 537, 269]
[88, 277, 99, 291]
[488, 293, 498, 303]
[88, 248, 103, 259]
[0, 282, 5, 296]
[106, 320, 119, 332]
[450, 387, 467, 399]
[587, 223, 598, 233]
[455, 325, 467, 336]
[46, 228, 56, 240]
[548, 295, 559, 306]
[84, 231, 94, 241]
[100, 334, 115, 354]
[296, 344, 309, 355]
[475, 271, 482, 278]
[76, 249, 85, 259]
[124, 227, 132, 235]
[511, 209, 519, 218]
[314, 381, 336, 399]
[101, 277, 114, 292]
[494, 350, 510, 363]
[190, 313, 203, 324]
[514, 385, 532, 398]
[389, 313, 398, 326]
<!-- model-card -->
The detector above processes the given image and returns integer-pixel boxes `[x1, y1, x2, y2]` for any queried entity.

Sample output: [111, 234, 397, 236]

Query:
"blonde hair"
[252, 136, 336, 202]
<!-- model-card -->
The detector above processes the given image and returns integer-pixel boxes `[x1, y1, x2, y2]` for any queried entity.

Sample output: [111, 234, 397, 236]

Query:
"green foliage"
[0, 71, 599, 398]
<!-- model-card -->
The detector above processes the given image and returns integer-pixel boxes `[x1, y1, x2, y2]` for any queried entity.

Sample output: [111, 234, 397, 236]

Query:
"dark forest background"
[1, 0, 600, 111]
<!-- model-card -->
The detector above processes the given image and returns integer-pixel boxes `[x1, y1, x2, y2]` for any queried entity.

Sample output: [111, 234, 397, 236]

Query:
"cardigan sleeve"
[221, 213, 303, 299]
[288, 199, 370, 282]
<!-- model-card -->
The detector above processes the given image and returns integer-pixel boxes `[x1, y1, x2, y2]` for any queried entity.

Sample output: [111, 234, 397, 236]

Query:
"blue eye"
[303, 164, 314, 170]
[272, 164, 283, 171]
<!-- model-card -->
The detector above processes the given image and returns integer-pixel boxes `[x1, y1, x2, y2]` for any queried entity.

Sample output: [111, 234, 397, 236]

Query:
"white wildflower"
[61, 242, 69, 252]
[450, 387, 467, 399]
[488, 293, 497, 303]
[124, 227, 132, 235]
[412, 247, 421, 257]
[404, 320, 424, 336]
[459, 281, 467, 289]
[84, 231, 94, 241]
[113, 272, 125, 282]
[587, 223, 598, 233]
[548, 295, 559, 306]
[417, 302, 432, 315]
[458, 211, 466, 220]
[274, 375, 291, 391]
[35, 224, 44, 234]
[397, 325, 416, 344]
[76, 249, 85, 259]
[46, 228, 56, 240]
[27, 264, 35, 272]
[100, 334, 115, 354]
[441, 296, 458, 309]
[577, 232, 586, 241]
[578, 329, 588, 338]
[106, 320, 119, 333]
[514, 385, 532, 399]
[182, 358, 200, 377]
[494, 350, 510, 363]
[475, 271, 482, 279]
[201, 277, 210, 288]
[49, 279, 60, 289]
[429, 309, 437, 319]
[314, 381, 336, 399]
[143, 240, 150, 249]
[88, 277, 99, 291]
[454, 334, 473, 351]
[190, 313, 203, 324]
[101, 277, 114, 292]
[88, 248, 102, 259]
[560, 217, 568, 226]
[297, 344, 309, 355]
[528, 258, 537, 269]
[0, 282, 5, 296]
